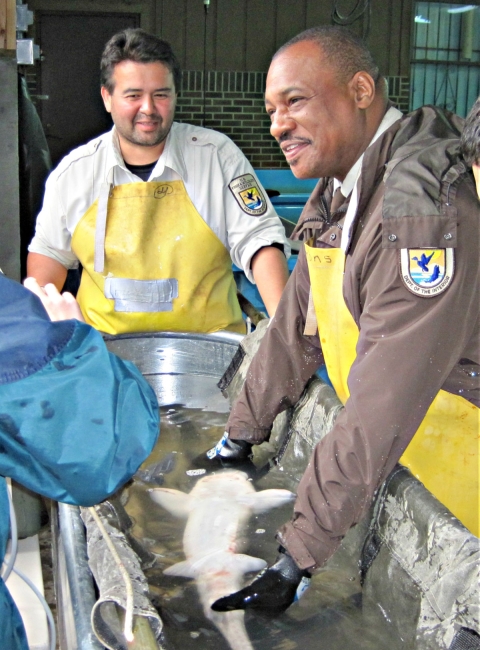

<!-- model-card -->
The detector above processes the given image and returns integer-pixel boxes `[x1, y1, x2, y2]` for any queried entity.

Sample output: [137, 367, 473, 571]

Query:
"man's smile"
[135, 118, 161, 130]
[279, 138, 311, 162]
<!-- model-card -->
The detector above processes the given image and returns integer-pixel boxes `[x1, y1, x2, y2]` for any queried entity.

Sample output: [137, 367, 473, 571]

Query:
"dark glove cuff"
[217, 437, 252, 460]
[276, 546, 311, 581]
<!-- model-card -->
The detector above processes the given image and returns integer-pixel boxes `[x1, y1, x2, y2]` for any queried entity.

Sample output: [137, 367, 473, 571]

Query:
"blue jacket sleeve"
[0, 275, 159, 506]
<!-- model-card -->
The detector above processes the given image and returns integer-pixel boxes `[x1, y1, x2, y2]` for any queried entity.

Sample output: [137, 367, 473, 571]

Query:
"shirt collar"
[104, 128, 125, 180]
[153, 123, 188, 180]
[106, 123, 188, 181]
[333, 106, 403, 198]
[339, 106, 404, 253]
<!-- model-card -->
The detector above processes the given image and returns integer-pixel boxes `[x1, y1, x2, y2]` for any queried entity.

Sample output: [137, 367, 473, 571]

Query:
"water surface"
[124, 406, 397, 650]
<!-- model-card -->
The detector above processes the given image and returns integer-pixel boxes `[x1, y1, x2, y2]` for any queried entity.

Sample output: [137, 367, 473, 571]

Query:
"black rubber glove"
[211, 546, 311, 616]
[191, 432, 256, 475]
[206, 432, 253, 461]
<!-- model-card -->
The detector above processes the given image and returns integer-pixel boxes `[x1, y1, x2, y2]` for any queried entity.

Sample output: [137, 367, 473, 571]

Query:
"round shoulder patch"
[228, 174, 267, 216]
[400, 248, 455, 297]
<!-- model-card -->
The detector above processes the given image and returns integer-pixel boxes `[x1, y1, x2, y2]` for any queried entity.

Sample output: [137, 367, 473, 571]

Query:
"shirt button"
[444, 233, 452, 240]
[330, 233, 336, 241]
[192, 137, 197, 141]
[388, 234, 397, 242]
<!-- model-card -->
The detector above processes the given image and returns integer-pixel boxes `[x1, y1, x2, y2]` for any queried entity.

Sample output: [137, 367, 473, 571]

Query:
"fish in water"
[149, 470, 295, 650]
[134, 452, 176, 486]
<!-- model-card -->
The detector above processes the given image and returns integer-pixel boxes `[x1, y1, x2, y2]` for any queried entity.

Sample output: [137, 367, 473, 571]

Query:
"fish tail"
[212, 611, 254, 650]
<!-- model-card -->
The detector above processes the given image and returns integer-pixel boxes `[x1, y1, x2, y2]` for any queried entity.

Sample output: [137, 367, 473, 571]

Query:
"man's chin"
[131, 132, 168, 148]
[287, 159, 313, 180]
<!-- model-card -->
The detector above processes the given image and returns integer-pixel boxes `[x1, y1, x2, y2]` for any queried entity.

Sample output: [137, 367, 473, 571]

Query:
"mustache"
[277, 134, 312, 145]
[134, 113, 162, 124]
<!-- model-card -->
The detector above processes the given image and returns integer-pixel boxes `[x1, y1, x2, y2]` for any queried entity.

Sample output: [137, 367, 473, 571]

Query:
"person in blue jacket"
[0, 273, 159, 650]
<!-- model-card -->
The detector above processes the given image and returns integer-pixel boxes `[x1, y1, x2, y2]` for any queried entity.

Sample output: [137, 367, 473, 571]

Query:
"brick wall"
[175, 71, 283, 169]
[176, 71, 411, 169]
[386, 76, 411, 114]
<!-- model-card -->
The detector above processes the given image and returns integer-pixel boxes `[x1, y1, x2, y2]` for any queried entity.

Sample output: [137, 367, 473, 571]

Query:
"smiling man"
[101, 59, 175, 156]
[27, 29, 289, 335]
[264, 36, 387, 182]
[205, 26, 479, 616]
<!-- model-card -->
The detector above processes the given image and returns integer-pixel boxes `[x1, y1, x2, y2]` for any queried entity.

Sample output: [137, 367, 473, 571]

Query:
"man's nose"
[270, 108, 295, 140]
[140, 95, 155, 114]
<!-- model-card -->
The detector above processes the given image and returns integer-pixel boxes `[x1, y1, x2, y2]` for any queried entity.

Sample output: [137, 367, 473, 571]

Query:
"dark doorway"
[36, 11, 140, 166]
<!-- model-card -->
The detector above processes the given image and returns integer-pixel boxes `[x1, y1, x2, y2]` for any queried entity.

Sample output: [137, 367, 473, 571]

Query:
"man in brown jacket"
[206, 27, 480, 615]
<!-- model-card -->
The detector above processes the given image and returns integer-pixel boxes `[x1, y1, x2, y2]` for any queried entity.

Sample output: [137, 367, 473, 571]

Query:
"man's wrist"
[206, 433, 252, 460]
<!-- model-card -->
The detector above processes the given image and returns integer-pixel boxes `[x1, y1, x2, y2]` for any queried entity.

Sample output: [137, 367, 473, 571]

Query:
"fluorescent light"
[447, 5, 476, 13]
[415, 15, 431, 23]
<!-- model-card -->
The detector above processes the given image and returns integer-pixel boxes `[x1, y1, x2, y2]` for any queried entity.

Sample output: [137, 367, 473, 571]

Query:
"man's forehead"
[268, 42, 333, 80]
[271, 40, 328, 71]
[112, 60, 172, 80]
[266, 52, 336, 102]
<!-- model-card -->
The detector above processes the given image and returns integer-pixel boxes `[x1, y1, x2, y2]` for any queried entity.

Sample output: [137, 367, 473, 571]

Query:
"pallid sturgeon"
[149, 469, 295, 650]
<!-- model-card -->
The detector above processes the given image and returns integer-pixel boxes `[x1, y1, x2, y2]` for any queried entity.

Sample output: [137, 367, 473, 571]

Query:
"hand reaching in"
[23, 277, 85, 323]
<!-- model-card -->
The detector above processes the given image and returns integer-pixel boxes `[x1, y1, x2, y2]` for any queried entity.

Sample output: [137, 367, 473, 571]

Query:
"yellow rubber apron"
[305, 241, 479, 536]
[71, 180, 245, 336]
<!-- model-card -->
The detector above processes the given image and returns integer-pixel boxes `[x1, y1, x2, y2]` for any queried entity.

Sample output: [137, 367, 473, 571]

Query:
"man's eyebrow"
[122, 86, 173, 94]
[264, 86, 304, 102]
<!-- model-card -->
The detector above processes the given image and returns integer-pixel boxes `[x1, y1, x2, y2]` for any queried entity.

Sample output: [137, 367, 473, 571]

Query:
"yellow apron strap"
[305, 242, 358, 405]
[94, 179, 112, 273]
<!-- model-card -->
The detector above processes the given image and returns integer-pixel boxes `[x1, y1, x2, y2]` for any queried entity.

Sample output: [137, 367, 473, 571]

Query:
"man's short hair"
[100, 28, 181, 93]
[275, 25, 381, 86]
[460, 96, 480, 167]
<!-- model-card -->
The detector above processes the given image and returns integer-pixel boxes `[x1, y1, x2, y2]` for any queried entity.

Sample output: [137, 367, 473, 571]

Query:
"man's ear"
[100, 86, 112, 113]
[349, 71, 376, 109]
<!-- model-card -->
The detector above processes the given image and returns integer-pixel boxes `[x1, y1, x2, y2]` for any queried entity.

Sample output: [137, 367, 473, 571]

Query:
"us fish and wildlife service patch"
[229, 174, 267, 216]
[400, 248, 454, 297]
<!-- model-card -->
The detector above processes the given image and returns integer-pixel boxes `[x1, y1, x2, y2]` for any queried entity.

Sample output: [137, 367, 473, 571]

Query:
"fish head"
[192, 469, 254, 499]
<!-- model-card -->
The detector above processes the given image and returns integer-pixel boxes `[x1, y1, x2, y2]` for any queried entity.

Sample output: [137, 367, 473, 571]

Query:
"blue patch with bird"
[400, 248, 454, 297]
[229, 173, 267, 216]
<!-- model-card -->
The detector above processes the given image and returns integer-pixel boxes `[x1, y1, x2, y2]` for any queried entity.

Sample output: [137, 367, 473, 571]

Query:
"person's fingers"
[24, 278, 84, 322]
[42, 283, 62, 300]
[23, 276, 44, 297]
[61, 291, 76, 303]
[60, 292, 85, 322]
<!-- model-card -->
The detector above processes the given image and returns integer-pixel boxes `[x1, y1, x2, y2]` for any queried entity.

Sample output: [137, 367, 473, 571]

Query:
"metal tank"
[52, 331, 242, 650]
[52, 330, 480, 650]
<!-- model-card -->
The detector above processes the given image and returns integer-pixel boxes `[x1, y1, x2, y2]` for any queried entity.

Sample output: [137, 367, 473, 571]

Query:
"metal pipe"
[57, 504, 104, 650]
[461, 9, 474, 60]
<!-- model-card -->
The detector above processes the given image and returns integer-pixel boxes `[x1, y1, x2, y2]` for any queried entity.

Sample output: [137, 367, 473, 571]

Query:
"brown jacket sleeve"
[225, 243, 324, 443]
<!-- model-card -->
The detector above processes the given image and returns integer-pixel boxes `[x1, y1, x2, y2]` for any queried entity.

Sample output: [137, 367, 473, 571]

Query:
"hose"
[88, 504, 135, 644]
[2, 484, 56, 650]
[1, 485, 18, 582]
